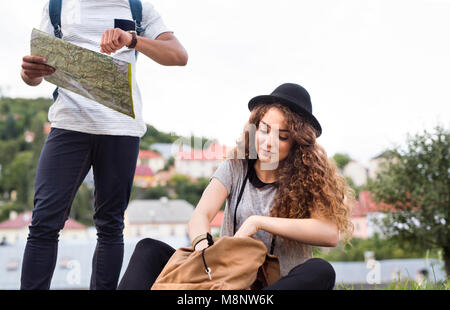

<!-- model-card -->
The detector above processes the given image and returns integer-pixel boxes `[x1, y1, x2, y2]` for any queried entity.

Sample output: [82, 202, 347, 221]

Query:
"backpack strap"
[233, 161, 250, 236]
[128, 0, 145, 35]
[128, 0, 145, 58]
[233, 159, 276, 255]
[49, 0, 62, 101]
[49, 0, 63, 38]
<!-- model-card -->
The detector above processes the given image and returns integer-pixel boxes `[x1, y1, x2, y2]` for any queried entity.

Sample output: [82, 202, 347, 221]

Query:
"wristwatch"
[126, 30, 137, 49]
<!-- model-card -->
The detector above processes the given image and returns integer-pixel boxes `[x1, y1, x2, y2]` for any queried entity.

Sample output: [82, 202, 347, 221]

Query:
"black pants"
[117, 238, 336, 290]
[20, 128, 139, 290]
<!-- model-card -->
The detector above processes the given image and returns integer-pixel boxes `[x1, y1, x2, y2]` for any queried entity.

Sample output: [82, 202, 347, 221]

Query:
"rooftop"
[0, 211, 86, 230]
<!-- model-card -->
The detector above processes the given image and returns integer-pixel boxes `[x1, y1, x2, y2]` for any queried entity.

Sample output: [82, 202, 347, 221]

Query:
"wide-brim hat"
[248, 83, 322, 137]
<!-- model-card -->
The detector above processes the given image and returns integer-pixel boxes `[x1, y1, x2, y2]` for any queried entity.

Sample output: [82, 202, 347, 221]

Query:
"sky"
[1, 0, 449, 166]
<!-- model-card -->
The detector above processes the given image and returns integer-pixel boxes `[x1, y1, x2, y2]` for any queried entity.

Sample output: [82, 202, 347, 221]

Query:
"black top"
[247, 159, 279, 188]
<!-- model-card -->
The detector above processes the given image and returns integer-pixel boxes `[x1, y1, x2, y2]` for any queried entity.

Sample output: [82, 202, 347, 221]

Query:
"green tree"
[2, 113, 19, 140]
[1, 151, 34, 208]
[70, 183, 94, 226]
[163, 156, 175, 171]
[332, 153, 351, 170]
[169, 174, 209, 206]
[313, 234, 441, 262]
[131, 184, 170, 201]
[367, 125, 449, 276]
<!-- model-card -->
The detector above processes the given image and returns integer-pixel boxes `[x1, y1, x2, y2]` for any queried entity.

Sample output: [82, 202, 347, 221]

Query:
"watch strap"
[127, 31, 137, 49]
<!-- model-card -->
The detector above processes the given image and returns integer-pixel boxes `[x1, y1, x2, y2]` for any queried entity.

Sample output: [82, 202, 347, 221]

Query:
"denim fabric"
[20, 128, 139, 290]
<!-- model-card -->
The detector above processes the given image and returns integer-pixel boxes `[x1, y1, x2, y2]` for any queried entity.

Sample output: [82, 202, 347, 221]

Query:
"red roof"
[352, 191, 396, 217]
[138, 150, 162, 159]
[178, 143, 229, 161]
[210, 211, 224, 227]
[135, 165, 154, 176]
[0, 211, 86, 230]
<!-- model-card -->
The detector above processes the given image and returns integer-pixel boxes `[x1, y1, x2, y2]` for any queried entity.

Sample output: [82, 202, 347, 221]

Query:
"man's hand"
[100, 28, 132, 55]
[21, 56, 55, 86]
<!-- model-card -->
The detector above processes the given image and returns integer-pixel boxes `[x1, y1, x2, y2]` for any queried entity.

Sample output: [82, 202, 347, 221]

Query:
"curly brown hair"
[226, 103, 355, 244]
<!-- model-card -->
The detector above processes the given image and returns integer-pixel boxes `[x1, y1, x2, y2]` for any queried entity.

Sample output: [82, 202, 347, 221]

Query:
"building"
[367, 151, 396, 180]
[137, 150, 165, 174]
[134, 164, 155, 188]
[150, 142, 192, 161]
[153, 166, 176, 186]
[123, 197, 194, 239]
[210, 211, 224, 236]
[343, 160, 368, 187]
[351, 191, 395, 239]
[24, 131, 35, 143]
[175, 143, 229, 179]
[0, 211, 88, 245]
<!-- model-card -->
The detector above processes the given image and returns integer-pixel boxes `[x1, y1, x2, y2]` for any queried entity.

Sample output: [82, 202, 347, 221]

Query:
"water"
[0, 238, 446, 289]
[0, 236, 189, 290]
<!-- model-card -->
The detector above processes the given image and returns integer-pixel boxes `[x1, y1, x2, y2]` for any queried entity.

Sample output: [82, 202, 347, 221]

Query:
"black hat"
[248, 83, 322, 137]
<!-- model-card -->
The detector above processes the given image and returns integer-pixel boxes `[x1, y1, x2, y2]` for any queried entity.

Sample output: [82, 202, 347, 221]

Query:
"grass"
[335, 278, 450, 290]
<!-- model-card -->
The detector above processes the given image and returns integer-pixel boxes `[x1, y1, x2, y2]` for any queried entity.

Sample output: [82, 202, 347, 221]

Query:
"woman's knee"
[133, 238, 175, 259]
[307, 258, 336, 285]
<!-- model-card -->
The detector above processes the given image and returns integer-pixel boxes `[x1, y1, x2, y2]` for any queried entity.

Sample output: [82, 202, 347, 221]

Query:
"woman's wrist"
[191, 233, 208, 248]
[250, 215, 264, 230]
[194, 239, 208, 251]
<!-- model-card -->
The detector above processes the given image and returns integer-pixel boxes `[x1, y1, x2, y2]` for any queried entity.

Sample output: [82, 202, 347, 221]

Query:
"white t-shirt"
[38, 0, 171, 137]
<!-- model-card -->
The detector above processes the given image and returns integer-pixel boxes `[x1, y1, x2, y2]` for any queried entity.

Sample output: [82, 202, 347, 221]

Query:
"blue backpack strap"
[49, 0, 62, 101]
[49, 0, 63, 38]
[128, 0, 145, 58]
[128, 0, 144, 35]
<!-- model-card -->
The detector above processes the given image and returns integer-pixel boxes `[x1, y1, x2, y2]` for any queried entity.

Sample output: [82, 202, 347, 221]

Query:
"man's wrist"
[126, 31, 137, 49]
[21, 70, 42, 86]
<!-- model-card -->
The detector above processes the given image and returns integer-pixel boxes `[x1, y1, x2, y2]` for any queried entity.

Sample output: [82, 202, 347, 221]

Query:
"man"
[20, 0, 187, 290]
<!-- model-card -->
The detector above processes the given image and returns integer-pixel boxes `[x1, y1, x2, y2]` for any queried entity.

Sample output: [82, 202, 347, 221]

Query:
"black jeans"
[117, 238, 336, 290]
[20, 128, 139, 290]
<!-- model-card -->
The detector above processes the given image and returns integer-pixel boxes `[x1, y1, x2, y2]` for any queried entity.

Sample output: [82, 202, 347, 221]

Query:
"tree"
[332, 153, 351, 171]
[70, 183, 94, 226]
[1, 151, 34, 208]
[163, 156, 174, 171]
[367, 125, 449, 276]
[169, 174, 209, 206]
[2, 113, 19, 140]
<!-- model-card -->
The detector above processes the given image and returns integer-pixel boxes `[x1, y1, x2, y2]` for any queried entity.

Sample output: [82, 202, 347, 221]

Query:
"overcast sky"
[1, 0, 449, 166]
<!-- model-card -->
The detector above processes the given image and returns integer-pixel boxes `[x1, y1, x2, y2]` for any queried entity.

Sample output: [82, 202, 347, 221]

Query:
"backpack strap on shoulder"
[49, 0, 63, 38]
[128, 0, 144, 35]
[49, 0, 62, 101]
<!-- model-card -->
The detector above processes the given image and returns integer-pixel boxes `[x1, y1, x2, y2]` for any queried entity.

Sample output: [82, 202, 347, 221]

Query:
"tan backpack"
[151, 235, 280, 290]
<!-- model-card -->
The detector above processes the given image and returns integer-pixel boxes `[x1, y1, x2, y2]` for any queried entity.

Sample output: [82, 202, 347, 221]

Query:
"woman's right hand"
[21, 56, 55, 85]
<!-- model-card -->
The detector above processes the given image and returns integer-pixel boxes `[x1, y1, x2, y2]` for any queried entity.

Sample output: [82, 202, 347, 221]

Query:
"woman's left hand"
[234, 215, 261, 238]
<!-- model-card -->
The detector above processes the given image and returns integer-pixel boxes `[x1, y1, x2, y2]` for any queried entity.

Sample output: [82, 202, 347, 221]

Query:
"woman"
[118, 83, 354, 290]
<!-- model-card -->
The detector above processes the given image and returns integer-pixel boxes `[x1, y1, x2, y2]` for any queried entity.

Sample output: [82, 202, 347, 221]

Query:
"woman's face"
[255, 107, 293, 166]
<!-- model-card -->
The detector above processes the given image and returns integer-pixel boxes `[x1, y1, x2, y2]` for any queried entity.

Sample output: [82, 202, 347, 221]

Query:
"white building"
[343, 160, 368, 187]
[175, 143, 229, 179]
[124, 197, 194, 239]
[137, 150, 165, 174]
[0, 211, 88, 245]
